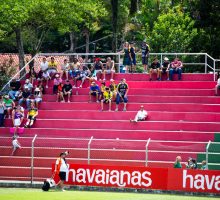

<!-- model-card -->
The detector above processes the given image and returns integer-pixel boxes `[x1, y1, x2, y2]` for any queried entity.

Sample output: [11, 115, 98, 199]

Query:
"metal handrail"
[88, 136, 93, 164]
[206, 140, 211, 168]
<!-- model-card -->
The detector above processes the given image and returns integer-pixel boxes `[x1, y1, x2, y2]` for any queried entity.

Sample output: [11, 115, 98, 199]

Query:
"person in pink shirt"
[169, 57, 183, 80]
[53, 74, 63, 94]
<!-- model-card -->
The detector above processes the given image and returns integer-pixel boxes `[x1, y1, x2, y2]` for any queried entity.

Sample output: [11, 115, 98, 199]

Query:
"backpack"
[42, 180, 50, 191]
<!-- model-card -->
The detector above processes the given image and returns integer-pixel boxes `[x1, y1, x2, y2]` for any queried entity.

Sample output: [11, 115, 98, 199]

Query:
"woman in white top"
[60, 59, 70, 80]
[130, 105, 148, 123]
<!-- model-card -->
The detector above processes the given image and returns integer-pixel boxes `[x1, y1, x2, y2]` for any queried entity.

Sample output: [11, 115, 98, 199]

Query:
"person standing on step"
[141, 41, 150, 73]
[130, 42, 137, 73]
[122, 42, 131, 73]
[169, 57, 183, 81]
[115, 79, 129, 112]
[11, 135, 21, 156]
[54, 151, 69, 191]
[130, 105, 148, 123]
[149, 58, 161, 81]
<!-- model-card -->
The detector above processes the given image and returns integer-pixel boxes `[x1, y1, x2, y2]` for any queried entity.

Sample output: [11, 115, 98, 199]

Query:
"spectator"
[48, 57, 58, 76]
[62, 80, 72, 103]
[186, 157, 198, 169]
[24, 103, 38, 128]
[57, 83, 64, 102]
[169, 57, 183, 81]
[215, 77, 220, 96]
[8, 78, 21, 101]
[54, 151, 69, 191]
[3, 95, 15, 118]
[141, 41, 150, 73]
[130, 105, 148, 123]
[200, 160, 208, 170]
[69, 58, 80, 81]
[37, 81, 45, 95]
[12, 106, 24, 136]
[174, 156, 182, 168]
[0, 95, 6, 126]
[74, 66, 88, 88]
[39, 57, 49, 74]
[101, 87, 112, 111]
[109, 79, 117, 101]
[102, 57, 115, 80]
[149, 58, 161, 81]
[23, 79, 33, 93]
[34, 87, 43, 108]
[100, 81, 106, 100]
[19, 86, 31, 108]
[91, 58, 104, 80]
[161, 57, 170, 80]
[38, 57, 50, 88]
[130, 42, 136, 72]
[53, 74, 63, 95]
[122, 42, 131, 73]
[115, 79, 129, 112]
[29, 67, 37, 85]
[11, 135, 21, 156]
[61, 59, 70, 80]
[89, 82, 100, 103]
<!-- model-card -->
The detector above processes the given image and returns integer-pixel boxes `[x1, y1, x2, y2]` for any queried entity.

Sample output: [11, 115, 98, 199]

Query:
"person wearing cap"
[130, 105, 148, 123]
[33, 86, 43, 108]
[174, 156, 182, 168]
[89, 82, 100, 103]
[8, 78, 21, 101]
[109, 79, 117, 100]
[23, 79, 33, 93]
[115, 79, 129, 111]
[54, 151, 69, 191]
[3, 95, 15, 118]
[24, 102, 38, 128]
[100, 87, 113, 111]
[18, 86, 31, 108]
[160, 57, 170, 80]
[48, 57, 58, 76]
[169, 57, 183, 80]
[102, 57, 115, 80]
[62, 80, 72, 103]
[11, 135, 21, 156]
[0, 95, 6, 126]
[149, 57, 161, 81]
[91, 58, 104, 80]
[60, 59, 70, 80]
[130, 42, 136, 73]
[141, 41, 150, 73]
[53, 74, 63, 95]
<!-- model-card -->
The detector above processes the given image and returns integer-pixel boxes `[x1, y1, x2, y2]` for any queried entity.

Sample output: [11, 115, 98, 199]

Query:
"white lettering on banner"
[67, 168, 152, 188]
[183, 170, 220, 191]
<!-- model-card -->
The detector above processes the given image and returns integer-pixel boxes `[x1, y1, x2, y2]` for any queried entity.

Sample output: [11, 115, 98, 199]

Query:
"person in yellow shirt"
[48, 57, 58, 76]
[100, 87, 112, 111]
[24, 103, 38, 128]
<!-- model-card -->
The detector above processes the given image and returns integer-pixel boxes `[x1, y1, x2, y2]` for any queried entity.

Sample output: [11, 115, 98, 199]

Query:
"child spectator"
[130, 42, 136, 72]
[62, 80, 72, 103]
[89, 82, 100, 103]
[12, 106, 24, 136]
[8, 79, 21, 101]
[130, 105, 148, 123]
[215, 77, 220, 96]
[0, 96, 6, 126]
[115, 79, 129, 112]
[186, 157, 198, 169]
[161, 57, 170, 80]
[34, 87, 43, 108]
[102, 57, 115, 80]
[141, 41, 150, 73]
[39, 57, 49, 74]
[11, 135, 21, 156]
[24, 103, 38, 128]
[149, 58, 161, 81]
[109, 79, 117, 101]
[57, 83, 64, 102]
[61, 59, 70, 80]
[53, 74, 63, 94]
[23, 79, 33, 93]
[200, 160, 208, 170]
[19, 86, 31, 108]
[169, 57, 183, 80]
[100, 87, 112, 111]
[100, 81, 106, 100]
[174, 156, 182, 168]
[3, 95, 15, 118]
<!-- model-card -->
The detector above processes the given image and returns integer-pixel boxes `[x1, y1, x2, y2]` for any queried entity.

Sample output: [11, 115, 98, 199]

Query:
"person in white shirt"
[40, 57, 49, 72]
[60, 59, 70, 80]
[130, 105, 148, 123]
[39, 57, 50, 88]
[54, 151, 69, 191]
[215, 77, 220, 96]
[11, 135, 21, 156]
[23, 79, 33, 93]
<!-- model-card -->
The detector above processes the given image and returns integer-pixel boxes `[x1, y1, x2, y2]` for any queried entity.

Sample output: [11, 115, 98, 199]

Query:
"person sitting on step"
[160, 57, 170, 80]
[24, 102, 38, 128]
[53, 74, 63, 95]
[169, 57, 183, 81]
[62, 80, 72, 103]
[12, 106, 24, 136]
[3, 95, 15, 118]
[89, 82, 100, 103]
[149, 57, 161, 81]
[100, 87, 113, 112]
[130, 105, 148, 123]
[109, 79, 117, 101]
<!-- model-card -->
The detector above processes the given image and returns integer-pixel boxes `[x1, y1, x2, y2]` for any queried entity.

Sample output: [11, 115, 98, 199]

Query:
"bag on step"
[42, 178, 56, 191]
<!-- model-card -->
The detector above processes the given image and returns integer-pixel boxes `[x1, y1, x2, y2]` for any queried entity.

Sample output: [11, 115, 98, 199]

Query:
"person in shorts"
[57, 83, 64, 102]
[12, 106, 24, 136]
[8, 78, 21, 101]
[34, 87, 43, 108]
[161, 57, 170, 80]
[91, 58, 104, 80]
[102, 57, 115, 80]
[115, 79, 129, 112]
[89, 82, 100, 103]
[62, 80, 72, 103]
[24, 103, 38, 128]
[53, 74, 63, 94]
[130, 105, 148, 123]
[3, 95, 15, 118]
[48, 57, 58, 77]
[141, 41, 150, 73]
[74, 66, 88, 88]
[18, 86, 31, 108]
[60, 59, 70, 80]
[149, 57, 161, 81]
[169, 57, 183, 80]
[11, 135, 21, 156]
[54, 151, 69, 191]
[100, 87, 113, 111]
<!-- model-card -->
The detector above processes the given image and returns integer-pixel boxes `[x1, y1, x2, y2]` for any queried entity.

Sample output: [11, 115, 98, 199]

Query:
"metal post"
[205, 54, 207, 74]
[160, 54, 163, 65]
[206, 140, 211, 169]
[31, 134, 37, 185]
[145, 138, 151, 167]
[88, 136, 93, 164]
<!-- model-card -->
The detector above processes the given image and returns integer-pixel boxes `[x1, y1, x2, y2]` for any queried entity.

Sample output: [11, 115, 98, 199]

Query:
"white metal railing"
[31, 134, 37, 185]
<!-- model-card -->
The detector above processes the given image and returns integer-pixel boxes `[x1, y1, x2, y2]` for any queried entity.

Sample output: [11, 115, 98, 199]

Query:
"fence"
[1, 135, 219, 183]
[0, 52, 218, 94]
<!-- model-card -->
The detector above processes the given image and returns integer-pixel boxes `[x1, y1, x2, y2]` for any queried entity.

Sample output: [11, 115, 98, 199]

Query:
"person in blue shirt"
[89, 82, 100, 103]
